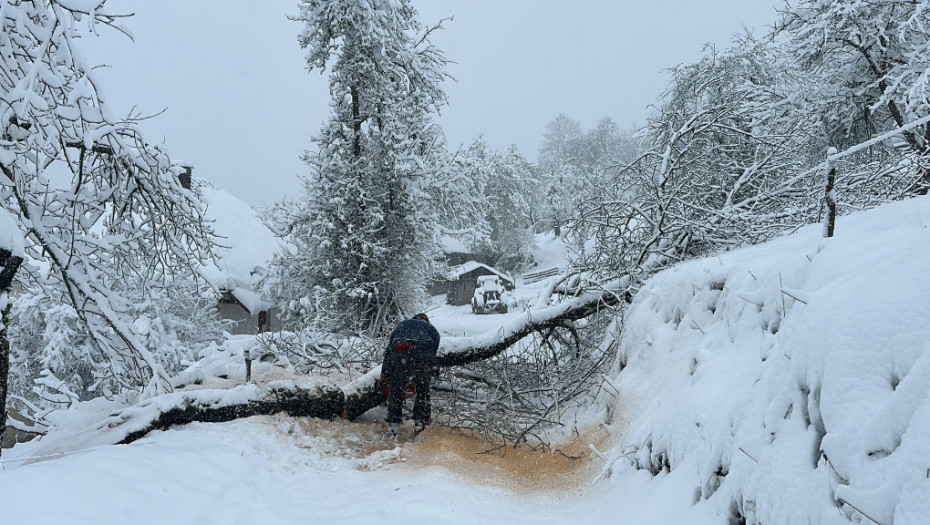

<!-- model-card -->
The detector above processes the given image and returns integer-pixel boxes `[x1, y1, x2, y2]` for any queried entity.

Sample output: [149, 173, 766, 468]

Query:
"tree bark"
[823, 148, 838, 238]
[0, 301, 12, 457]
[116, 383, 347, 445]
[1, 247, 24, 458]
[106, 287, 625, 445]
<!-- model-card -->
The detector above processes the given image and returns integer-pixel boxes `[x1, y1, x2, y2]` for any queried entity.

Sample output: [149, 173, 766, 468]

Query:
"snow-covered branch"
[83, 285, 627, 444]
[1, 1, 220, 399]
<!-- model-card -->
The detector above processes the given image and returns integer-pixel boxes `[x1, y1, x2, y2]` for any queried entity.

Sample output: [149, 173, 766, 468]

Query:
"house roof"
[448, 261, 513, 283]
[197, 181, 284, 313]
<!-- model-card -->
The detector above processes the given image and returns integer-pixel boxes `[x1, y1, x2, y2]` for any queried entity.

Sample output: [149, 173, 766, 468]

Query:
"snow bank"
[601, 195, 930, 524]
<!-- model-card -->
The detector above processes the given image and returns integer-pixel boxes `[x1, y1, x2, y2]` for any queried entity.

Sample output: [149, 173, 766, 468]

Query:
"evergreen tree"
[461, 140, 539, 271]
[270, 0, 451, 334]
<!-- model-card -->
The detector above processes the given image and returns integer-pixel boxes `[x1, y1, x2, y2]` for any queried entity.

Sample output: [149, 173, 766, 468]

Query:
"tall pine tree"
[270, 0, 451, 334]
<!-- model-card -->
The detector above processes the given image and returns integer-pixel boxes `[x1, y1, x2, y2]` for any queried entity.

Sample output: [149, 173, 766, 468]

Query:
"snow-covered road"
[0, 414, 616, 524]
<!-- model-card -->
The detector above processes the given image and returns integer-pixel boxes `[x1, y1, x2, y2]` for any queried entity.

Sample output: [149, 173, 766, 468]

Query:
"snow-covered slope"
[601, 195, 930, 524]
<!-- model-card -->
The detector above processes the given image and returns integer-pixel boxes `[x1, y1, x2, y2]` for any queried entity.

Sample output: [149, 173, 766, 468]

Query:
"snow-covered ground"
[0, 415, 604, 524]
[3, 197, 930, 524]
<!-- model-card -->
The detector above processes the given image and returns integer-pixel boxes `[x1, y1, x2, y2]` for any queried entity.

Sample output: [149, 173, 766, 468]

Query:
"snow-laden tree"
[584, 117, 640, 169]
[268, 0, 451, 335]
[0, 0, 218, 399]
[425, 141, 493, 254]
[570, 40, 817, 286]
[537, 114, 586, 235]
[458, 139, 539, 271]
[777, 0, 930, 193]
[537, 115, 640, 236]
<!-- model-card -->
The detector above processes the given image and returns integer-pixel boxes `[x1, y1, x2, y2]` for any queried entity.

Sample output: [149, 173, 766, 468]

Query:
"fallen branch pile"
[105, 287, 623, 445]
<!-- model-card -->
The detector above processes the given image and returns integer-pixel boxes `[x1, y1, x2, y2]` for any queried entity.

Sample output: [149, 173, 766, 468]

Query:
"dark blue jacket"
[388, 318, 441, 356]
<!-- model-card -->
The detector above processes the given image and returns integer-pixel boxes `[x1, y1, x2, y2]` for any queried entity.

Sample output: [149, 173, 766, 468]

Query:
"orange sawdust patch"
[262, 414, 615, 495]
[396, 425, 613, 495]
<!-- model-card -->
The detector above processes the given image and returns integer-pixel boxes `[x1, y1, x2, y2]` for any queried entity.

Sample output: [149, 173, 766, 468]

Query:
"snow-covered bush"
[9, 278, 226, 409]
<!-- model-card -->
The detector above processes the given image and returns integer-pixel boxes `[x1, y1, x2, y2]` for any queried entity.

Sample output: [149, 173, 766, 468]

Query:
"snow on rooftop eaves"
[230, 287, 273, 315]
[448, 260, 513, 283]
[197, 181, 285, 310]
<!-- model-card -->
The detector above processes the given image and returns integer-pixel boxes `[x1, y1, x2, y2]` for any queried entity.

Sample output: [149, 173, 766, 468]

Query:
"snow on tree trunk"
[0, 209, 24, 456]
[823, 147, 838, 238]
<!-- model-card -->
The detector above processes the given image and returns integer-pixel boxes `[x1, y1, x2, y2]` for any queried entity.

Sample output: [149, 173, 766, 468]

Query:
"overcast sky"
[82, 1, 782, 208]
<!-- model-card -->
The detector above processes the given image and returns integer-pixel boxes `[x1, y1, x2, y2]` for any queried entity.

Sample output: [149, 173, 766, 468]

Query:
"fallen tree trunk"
[116, 383, 347, 445]
[102, 287, 623, 445]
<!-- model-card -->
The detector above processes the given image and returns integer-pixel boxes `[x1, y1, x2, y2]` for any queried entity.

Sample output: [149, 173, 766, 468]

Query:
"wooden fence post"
[244, 347, 252, 384]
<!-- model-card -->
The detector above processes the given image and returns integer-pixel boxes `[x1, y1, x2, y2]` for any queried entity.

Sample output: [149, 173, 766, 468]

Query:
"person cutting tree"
[379, 313, 441, 438]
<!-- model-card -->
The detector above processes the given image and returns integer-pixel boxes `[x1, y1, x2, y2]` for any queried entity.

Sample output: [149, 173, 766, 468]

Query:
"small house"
[441, 261, 514, 306]
[196, 177, 285, 334]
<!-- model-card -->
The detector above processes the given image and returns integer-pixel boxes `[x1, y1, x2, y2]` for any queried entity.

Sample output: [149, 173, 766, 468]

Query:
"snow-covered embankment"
[599, 196, 930, 524]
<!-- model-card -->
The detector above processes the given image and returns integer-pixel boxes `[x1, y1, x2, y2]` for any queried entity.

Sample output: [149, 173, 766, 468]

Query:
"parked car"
[471, 275, 509, 314]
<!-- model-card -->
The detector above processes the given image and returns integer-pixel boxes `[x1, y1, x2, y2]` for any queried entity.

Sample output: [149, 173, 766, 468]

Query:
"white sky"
[81, 1, 781, 208]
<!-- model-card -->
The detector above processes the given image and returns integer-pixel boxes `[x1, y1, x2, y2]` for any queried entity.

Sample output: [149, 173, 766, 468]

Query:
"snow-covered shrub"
[9, 278, 226, 408]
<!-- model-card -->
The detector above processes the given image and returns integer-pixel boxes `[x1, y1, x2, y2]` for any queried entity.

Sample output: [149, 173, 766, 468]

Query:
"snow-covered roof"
[229, 287, 273, 314]
[448, 261, 513, 283]
[197, 181, 284, 313]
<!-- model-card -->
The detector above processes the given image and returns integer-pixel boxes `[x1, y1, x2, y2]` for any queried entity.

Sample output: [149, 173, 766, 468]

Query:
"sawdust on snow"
[270, 415, 614, 497]
[396, 425, 612, 497]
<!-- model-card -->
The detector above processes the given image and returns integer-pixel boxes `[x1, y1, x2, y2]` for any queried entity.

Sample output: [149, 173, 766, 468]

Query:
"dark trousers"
[385, 346, 434, 427]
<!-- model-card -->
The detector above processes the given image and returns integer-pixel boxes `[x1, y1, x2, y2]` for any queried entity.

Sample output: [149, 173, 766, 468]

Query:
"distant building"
[438, 261, 514, 306]
[194, 176, 286, 334]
